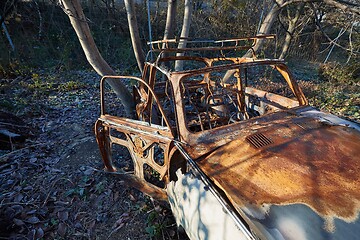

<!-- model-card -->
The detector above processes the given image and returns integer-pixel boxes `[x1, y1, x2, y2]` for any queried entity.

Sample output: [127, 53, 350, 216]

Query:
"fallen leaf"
[115, 222, 125, 230]
[129, 193, 136, 202]
[79, 188, 85, 196]
[88, 219, 96, 230]
[23, 186, 33, 191]
[27, 229, 36, 240]
[74, 212, 83, 221]
[154, 205, 161, 213]
[4, 207, 15, 219]
[26, 216, 40, 224]
[13, 218, 25, 226]
[57, 211, 69, 221]
[26, 209, 37, 215]
[38, 207, 48, 217]
[14, 193, 24, 202]
[11, 205, 23, 216]
[113, 212, 130, 228]
[35, 227, 44, 239]
[13, 186, 22, 191]
[74, 221, 83, 229]
[53, 207, 65, 214]
[83, 167, 94, 175]
[54, 201, 69, 206]
[51, 168, 62, 173]
[57, 222, 67, 237]
[73, 232, 87, 237]
[6, 179, 15, 185]
[169, 229, 176, 237]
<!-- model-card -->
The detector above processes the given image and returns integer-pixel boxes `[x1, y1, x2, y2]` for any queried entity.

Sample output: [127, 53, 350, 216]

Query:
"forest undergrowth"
[0, 69, 185, 240]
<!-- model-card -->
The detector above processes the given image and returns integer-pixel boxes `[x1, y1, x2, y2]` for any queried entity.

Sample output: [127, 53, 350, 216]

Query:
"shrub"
[319, 61, 360, 85]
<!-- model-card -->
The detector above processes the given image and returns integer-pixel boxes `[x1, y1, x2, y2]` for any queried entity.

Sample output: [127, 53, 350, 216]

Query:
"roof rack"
[146, 34, 276, 61]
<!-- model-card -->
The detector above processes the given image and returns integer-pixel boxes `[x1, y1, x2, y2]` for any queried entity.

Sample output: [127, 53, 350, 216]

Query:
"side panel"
[167, 170, 251, 240]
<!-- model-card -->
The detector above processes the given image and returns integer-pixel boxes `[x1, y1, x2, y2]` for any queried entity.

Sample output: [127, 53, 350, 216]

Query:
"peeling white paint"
[167, 170, 249, 240]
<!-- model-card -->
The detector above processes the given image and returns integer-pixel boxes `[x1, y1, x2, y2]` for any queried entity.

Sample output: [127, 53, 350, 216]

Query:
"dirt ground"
[0, 70, 186, 240]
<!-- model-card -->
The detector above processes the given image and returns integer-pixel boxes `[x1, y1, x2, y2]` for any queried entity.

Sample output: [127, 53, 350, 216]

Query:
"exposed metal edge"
[99, 118, 172, 143]
[300, 110, 360, 132]
[174, 142, 256, 240]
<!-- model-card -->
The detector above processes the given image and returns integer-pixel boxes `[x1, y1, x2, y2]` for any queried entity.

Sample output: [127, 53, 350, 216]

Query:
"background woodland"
[0, 0, 359, 239]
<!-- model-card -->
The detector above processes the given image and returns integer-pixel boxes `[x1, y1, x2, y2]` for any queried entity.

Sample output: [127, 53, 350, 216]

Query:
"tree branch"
[312, 4, 360, 54]
[0, 0, 19, 26]
[323, 0, 360, 15]
[59, 0, 135, 116]
[277, 0, 360, 15]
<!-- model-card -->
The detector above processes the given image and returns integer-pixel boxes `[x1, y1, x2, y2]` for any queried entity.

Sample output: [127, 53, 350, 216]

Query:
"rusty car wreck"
[94, 35, 360, 239]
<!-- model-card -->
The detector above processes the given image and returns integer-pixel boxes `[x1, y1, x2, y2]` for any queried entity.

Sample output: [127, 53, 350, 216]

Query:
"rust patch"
[197, 124, 360, 227]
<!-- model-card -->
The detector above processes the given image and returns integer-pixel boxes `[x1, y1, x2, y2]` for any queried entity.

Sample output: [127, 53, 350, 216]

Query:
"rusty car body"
[94, 35, 360, 239]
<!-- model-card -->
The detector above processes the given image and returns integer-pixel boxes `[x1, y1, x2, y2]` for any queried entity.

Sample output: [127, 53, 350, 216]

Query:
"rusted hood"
[196, 119, 360, 238]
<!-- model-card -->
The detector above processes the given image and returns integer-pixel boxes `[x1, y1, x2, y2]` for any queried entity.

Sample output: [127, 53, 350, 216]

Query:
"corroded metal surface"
[95, 56, 310, 200]
[96, 75, 174, 200]
[196, 116, 360, 230]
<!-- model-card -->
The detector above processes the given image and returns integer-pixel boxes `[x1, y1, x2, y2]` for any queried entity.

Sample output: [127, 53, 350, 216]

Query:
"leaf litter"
[0, 69, 187, 239]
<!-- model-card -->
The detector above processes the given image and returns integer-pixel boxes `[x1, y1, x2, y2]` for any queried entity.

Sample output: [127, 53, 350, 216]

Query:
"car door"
[95, 72, 175, 200]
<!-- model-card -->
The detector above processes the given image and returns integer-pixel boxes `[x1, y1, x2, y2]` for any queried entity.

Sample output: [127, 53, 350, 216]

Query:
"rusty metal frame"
[95, 75, 178, 200]
[100, 75, 174, 132]
[146, 35, 276, 62]
[93, 35, 360, 239]
[95, 55, 309, 197]
[167, 59, 307, 148]
[147, 35, 276, 51]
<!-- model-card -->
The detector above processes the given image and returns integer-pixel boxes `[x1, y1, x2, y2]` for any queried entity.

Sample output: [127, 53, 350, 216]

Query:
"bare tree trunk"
[279, 3, 304, 59]
[222, 0, 284, 82]
[59, 0, 134, 116]
[248, 0, 284, 56]
[124, 0, 145, 73]
[163, 0, 177, 40]
[175, 0, 192, 71]
[248, 0, 358, 56]
[160, 0, 177, 64]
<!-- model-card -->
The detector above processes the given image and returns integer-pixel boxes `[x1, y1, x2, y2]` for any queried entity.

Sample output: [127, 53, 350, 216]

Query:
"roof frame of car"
[146, 34, 276, 63]
[148, 57, 281, 75]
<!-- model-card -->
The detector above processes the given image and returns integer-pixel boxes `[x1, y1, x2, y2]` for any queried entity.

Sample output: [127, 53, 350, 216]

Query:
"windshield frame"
[169, 59, 308, 146]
